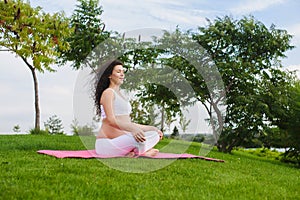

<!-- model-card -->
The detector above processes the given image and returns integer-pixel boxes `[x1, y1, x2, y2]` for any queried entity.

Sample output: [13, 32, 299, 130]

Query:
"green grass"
[0, 135, 299, 200]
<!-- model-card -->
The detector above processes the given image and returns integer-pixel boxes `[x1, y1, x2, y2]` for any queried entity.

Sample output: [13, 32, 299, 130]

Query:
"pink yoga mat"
[37, 150, 224, 162]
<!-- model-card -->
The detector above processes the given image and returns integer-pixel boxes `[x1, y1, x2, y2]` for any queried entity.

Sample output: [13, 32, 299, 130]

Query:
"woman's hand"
[157, 129, 163, 140]
[131, 128, 146, 142]
[152, 126, 163, 140]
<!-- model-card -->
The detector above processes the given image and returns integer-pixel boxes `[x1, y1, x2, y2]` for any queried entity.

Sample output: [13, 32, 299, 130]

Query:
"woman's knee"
[144, 130, 160, 139]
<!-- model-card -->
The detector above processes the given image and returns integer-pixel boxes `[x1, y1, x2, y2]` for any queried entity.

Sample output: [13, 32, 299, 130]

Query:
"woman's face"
[109, 64, 125, 85]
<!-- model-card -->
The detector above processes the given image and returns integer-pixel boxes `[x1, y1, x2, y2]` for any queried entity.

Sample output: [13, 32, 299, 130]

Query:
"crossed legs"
[95, 131, 160, 157]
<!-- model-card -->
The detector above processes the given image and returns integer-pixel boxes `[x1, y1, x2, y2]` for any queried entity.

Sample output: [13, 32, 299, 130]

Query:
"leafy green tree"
[0, 0, 72, 129]
[130, 99, 160, 127]
[287, 80, 300, 132]
[121, 37, 197, 132]
[280, 80, 300, 165]
[119, 27, 224, 145]
[256, 69, 295, 148]
[260, 77, 300, 165]
[59, 0, 110, 69]
[192, 16, 294, 152]
[117, 16, 293, 154]
[139, 83, 184, 131]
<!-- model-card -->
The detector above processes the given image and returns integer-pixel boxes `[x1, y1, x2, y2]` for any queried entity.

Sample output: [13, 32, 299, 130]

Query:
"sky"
[0, 0, 300, 134]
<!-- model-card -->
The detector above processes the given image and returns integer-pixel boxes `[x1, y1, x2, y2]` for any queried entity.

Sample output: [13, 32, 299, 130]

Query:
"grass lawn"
[0, 135, 299, 200]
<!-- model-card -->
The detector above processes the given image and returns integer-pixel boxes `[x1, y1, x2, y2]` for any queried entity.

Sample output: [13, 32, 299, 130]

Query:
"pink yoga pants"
[95, 131, 160, 156]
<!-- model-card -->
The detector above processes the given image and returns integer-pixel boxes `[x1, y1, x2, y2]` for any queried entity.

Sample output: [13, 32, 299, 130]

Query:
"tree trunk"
[160, 103, 165, 132]
[22, 57, 40, 130]
[217, 136, 240, 153]
[200, 98, 223, 145]
[30, 68, 40, 130]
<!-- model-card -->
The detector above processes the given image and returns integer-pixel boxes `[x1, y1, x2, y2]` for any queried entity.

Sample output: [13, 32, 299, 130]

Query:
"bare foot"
[125, 151, 135, 158]
[143, 149, 159, 157]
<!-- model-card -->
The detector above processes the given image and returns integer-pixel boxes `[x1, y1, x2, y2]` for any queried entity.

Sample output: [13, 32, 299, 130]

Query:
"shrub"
[70, 119, 96, 136]
[70, 119, 80, 136]
[241, 148, 283, 160]
[44, 115, 64, 135]
[77, 125, 95, 136]
[29, 128, 49, 135]
[281, 148, 300, 166]
[193, 134, 205, 143]
[13, 124, 21, 133]
[170, 126, 179, 139]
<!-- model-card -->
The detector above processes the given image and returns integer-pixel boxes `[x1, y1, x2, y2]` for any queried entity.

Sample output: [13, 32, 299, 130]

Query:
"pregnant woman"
[94, 60, 163, 157]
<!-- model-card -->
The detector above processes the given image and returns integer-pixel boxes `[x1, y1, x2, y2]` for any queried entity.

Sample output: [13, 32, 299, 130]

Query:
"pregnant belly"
[96, 116, 131, 139]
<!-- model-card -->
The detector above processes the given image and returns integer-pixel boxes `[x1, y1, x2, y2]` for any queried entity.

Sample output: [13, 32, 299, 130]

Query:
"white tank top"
[101, 88, 132, 118]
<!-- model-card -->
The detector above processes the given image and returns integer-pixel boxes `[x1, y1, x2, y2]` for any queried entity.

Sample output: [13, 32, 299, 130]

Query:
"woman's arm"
[134, 123, 163, 140]
[133, 123, 158, 132]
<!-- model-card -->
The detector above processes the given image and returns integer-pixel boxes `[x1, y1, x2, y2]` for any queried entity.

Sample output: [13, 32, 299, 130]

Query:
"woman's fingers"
[139, 134, 146, 142]
[136, 136, 145, 142]
[157, 130, 163, 139]
[133, 131, 145, 142]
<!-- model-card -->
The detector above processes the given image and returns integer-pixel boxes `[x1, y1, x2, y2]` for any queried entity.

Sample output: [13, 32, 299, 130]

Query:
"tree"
[192, 16, 294, 152]
[130, 99, 160, 127]
[170, 126, 179, 139]
[280, 80, 300, 165]
[59, 0, 110, 69]
[261, 77, 300, 165]
[255, 69, 295, 148]
[44, 115, 64, 134]
[127, 27, 226, 146]
[116, 16, 293, 154]
[121, 37, 198, 133]
[70, 118, 80, 135]
[179, 112, 191, 134]
[0, 0, 72, 129]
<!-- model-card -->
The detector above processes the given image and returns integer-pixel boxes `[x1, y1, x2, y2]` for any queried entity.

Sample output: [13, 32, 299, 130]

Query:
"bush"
[29, 128, 49, 135]
[44, 115, 64, 135]
[170, 126, 179, 139]
[193, 135, 205, 143]
[13, 124, 21, 133]
[77, 125, 95, 136]
[281, 148, 300, 166]
[70, 119, 95, 136]
[241, 148, 283, 160]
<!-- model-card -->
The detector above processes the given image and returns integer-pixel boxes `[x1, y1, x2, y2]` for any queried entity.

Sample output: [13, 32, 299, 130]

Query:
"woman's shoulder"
[103, 88, 115, 93]
[102, 88, 115, 99]
[100, 89, 115, 105]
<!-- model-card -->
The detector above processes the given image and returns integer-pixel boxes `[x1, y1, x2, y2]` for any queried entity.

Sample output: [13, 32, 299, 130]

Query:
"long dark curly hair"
[94, 59, 123, 117]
